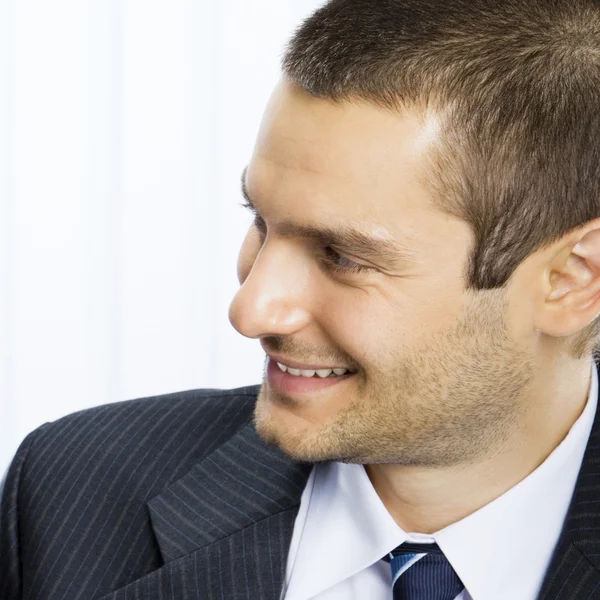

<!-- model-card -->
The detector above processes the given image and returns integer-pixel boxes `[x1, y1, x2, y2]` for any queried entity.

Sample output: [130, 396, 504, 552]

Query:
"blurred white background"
[0, 0, 325, 474]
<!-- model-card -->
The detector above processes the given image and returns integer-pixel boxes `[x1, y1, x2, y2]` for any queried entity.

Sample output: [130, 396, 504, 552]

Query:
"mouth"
[265, 356, 356, 395]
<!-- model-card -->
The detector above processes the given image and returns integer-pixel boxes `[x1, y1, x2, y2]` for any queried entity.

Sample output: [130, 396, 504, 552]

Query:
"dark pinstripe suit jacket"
[2, 380, 600, 600]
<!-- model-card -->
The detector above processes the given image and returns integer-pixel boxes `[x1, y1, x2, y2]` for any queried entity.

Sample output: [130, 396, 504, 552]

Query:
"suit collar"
[147, 421, 312, 564]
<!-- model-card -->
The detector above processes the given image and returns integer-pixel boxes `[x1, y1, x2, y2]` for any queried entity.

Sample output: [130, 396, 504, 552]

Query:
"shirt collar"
[284, 460, 406, 600]
[285, 363, 598, 600]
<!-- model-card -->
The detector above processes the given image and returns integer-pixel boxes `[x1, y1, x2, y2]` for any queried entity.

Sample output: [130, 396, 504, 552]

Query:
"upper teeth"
[276, 362, 351, 378]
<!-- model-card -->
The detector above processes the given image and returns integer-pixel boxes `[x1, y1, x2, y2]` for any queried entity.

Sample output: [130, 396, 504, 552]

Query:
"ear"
[535, 225, 600, 338]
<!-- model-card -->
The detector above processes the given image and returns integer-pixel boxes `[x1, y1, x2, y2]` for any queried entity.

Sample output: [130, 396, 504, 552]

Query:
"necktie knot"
[384, 542, 465, 600]
[387, 541, 444, 558]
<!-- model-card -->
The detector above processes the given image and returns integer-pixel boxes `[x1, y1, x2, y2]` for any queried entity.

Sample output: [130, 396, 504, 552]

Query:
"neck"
[365, 358, 594, 534]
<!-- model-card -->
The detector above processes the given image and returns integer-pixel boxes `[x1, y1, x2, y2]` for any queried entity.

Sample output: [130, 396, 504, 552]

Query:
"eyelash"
[320, 246, 375, 275]
[240, 201, 376, 276]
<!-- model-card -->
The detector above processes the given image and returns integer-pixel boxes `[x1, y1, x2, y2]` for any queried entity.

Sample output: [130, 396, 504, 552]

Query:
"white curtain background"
[0, 0, 326, 473]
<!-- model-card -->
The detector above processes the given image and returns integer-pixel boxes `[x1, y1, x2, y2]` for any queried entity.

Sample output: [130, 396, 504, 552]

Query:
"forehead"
[248, 81, 446, 239]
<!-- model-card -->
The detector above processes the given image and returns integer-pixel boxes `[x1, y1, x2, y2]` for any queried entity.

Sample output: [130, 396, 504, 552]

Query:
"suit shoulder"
[14, 384, 261, 503]
[40, 383, 260, 437]
[0, 385, 261, 598]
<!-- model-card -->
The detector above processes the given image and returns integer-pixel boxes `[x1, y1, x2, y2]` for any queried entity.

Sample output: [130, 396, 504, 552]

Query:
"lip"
[265, 352, 355, 372]
[266, 356, 355, 395]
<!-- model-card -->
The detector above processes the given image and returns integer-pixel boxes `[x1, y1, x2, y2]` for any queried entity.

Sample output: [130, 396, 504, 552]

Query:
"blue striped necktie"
[384, 542, 465, 600]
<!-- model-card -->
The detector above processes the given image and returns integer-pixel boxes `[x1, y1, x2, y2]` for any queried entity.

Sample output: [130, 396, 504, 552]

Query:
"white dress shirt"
[282, 364, 598, 600]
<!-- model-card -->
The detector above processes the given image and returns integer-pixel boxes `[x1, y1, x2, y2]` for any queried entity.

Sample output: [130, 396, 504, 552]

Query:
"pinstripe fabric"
[2, 371, 600, 599]
[0, 386, 277, 600]
[95, 509, 300, 600]
[146, 424, 311, 563]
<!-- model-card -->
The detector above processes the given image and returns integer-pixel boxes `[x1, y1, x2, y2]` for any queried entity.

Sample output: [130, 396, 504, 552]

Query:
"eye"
[320, 246, 377, 275]
[240, 201, 376, 276]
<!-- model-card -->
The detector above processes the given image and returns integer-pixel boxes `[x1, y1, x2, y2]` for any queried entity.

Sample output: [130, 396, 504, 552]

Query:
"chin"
[254, 412, 324, 463]
[253, 412, 355, 465]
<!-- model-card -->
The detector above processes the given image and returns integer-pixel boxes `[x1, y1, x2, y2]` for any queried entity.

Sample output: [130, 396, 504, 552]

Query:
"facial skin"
[228, 80, 598, 532]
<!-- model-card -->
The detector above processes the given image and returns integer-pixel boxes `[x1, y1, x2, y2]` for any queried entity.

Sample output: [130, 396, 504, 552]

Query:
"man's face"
[229, 81, 534, 467]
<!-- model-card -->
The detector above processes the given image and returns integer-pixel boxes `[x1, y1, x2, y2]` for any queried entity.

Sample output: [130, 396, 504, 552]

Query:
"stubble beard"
[254, 290, 535, 468]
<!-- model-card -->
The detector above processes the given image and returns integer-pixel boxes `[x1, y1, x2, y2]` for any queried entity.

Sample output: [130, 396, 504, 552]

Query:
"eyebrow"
[240, 169, 416, 267]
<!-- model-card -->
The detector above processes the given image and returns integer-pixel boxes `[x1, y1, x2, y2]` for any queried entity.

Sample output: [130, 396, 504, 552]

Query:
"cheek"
[319, 293, 402, 367]
[237, 228, 262, 284]
[319, 288, 453, 369]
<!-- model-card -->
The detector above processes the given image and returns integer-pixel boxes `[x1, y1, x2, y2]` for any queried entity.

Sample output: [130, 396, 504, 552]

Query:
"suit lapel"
[96, 508, 302, 600]
[97, 422, 312, 599]
[538, 359, 600, 599]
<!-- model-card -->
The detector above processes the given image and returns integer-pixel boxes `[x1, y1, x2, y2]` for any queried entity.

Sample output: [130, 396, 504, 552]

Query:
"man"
[3, 0, 600, 598]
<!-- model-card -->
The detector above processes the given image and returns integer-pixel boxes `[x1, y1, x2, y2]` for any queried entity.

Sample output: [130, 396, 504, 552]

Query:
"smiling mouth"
[266, 357, 356, 395]
[274, 361, 355, 379]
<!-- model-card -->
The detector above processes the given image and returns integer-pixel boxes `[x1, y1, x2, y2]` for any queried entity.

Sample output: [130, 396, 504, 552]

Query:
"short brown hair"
[282, 0, 600, 357]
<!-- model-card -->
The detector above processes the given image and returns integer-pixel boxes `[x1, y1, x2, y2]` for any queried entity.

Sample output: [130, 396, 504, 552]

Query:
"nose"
[228, 241, 313, 339]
